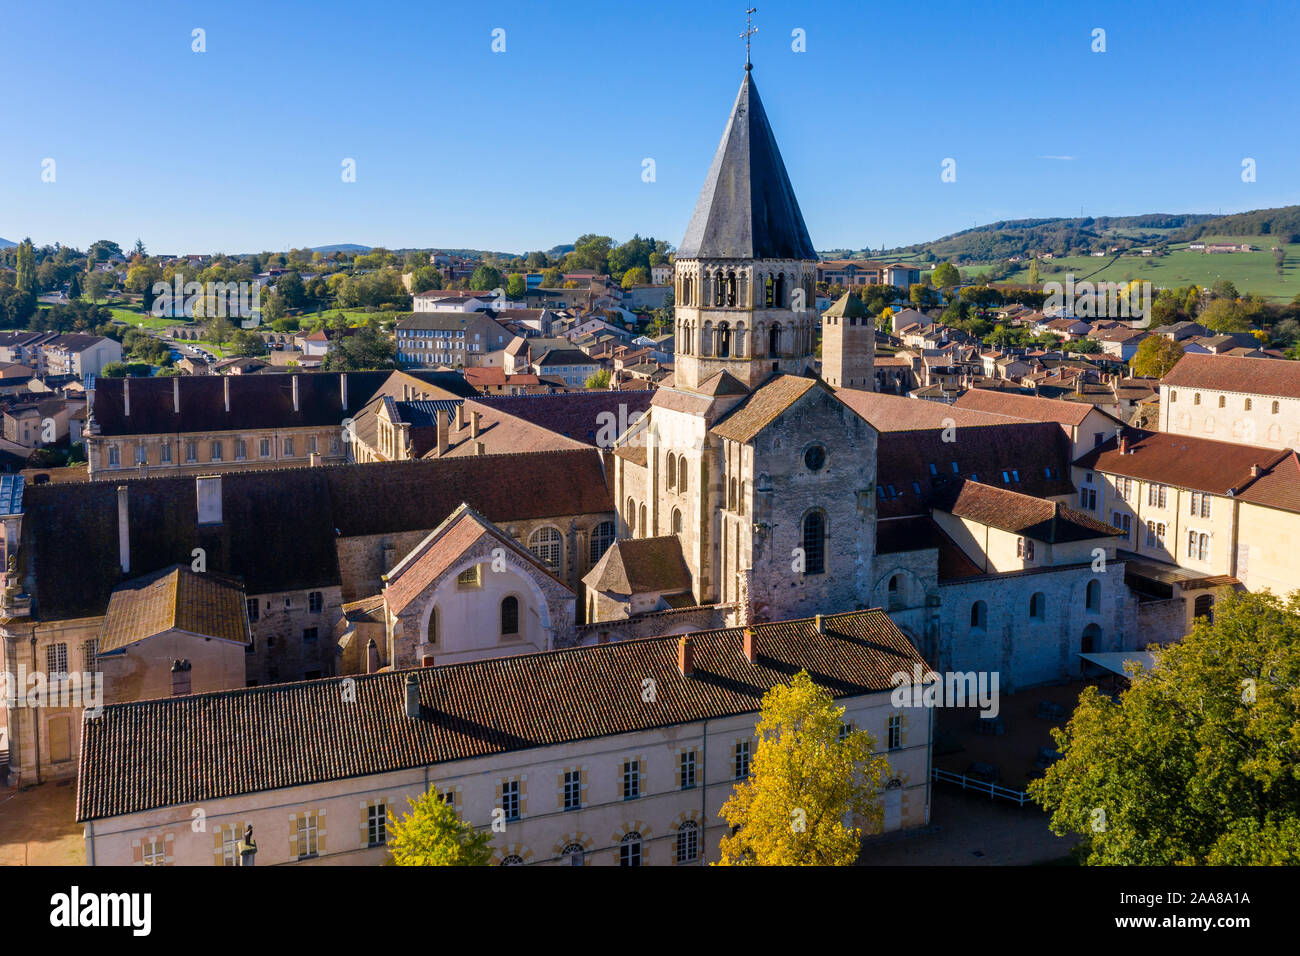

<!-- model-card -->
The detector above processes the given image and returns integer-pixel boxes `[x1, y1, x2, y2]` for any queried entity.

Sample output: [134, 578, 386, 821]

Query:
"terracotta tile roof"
[1074, 429, 1288, 497]
[953, 388, 1116, 428]
[92, 370, 477, 437]
[21, 448, 612, 620]
[650, 387, 715, 416]
[1226, 450, 1300, 514]
[696, 370, 750, 397]
[75, 610, 926, 821]
[341, 594, 386, 624]
[836, 389, 1016, 431]
[935, 479, 1121, 542]
[385, 503, 571, 612]
[876, 422, 1076, 519]
[98, 565, 251, 653]
[583, 535, 692, 595]
[1161, 353, 1300, 398]
[711, 374, 821, 442]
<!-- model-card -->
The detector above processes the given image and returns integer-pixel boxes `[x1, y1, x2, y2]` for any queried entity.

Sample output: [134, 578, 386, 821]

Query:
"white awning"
[1079, 651, 1157, 677]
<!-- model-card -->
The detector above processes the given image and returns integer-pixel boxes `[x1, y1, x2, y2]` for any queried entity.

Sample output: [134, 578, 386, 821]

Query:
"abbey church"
[596, 65, 1151, 688]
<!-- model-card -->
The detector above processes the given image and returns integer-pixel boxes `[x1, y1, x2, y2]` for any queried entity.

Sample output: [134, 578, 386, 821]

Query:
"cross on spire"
[741, 7, 757, 70]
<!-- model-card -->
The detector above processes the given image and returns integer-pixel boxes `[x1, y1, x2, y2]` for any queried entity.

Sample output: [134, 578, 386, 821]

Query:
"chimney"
[291, 374, 300, 412]
[422, 654, 435, 667]
[1118, 435, 1129, 455]
[470, 410, 481, 439]
[436, 409, 449, 457]
[366, 639, 380, 674]
[742, 627, 757, 664]
[677, 636, 695, 677]
[223, 374, 230, 413]
[340, 374, 348, 411]
[123, 376, 130, 417]
[170, 659, 191, 696]
[404, 673, 421, 718]
[475, 441, 485, 456]
[1251, 463, 1261, 477]
[815, 614, 825, 635]
[455, 402, 466, 430]
[173, 376, 180, 414]
[116, 485, 130, 574]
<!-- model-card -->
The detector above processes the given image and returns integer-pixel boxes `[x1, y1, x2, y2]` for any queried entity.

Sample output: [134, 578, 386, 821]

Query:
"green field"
[962, 236, 1299, 300]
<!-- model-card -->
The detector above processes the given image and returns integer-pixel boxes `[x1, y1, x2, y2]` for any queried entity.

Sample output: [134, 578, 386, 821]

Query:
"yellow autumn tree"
[716, 670, 892, 866]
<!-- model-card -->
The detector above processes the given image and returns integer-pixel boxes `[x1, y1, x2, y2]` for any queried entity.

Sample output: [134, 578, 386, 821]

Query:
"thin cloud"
[1038, 155, 1076, 161]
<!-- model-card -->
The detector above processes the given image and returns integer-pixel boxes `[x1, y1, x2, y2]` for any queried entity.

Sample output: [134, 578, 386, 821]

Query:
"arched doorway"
[1081, 623, 1102, 655]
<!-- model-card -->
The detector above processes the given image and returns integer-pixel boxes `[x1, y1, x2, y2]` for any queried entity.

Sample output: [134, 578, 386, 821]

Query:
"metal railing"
[931, 767, 1030, 806]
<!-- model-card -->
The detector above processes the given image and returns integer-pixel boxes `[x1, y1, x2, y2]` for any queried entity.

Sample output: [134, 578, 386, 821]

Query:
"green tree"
[1028, 258, 1040, 286]
[469, 264, 502, 291]
[388, 787, 493, 866]
[621, 267, 650, 289]
[1029, 590, 1300, 865]
[410, 266, 443, 294]
[1130, 335, 1184, 378]
[505, 273, 527, 299]
[931, 261, 961, 290]
[541, 266, 564, 287]
[584, 368, 611, 389]
[67, 273, 82, 300]
[14, 239, 36, 293]
[716, 671, 891, 866]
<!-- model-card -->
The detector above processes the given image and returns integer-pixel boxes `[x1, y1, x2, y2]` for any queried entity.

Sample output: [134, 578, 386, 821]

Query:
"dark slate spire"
[678, 71, 816, 262]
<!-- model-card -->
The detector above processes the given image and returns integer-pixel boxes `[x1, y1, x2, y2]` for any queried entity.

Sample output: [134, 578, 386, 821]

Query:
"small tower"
[820, 291, 875, 390]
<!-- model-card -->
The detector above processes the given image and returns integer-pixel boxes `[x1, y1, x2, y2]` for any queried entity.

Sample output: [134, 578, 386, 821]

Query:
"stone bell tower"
[672, 66, 819, 392]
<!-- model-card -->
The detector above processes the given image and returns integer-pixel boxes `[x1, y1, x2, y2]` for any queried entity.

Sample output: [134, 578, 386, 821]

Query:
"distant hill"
[855, 206, 1300, 266]
[0, 237, 16, 249]
[309, 243, 371, 253]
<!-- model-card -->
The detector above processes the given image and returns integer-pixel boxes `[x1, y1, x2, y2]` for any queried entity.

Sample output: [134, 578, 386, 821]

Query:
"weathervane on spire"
[741, 7, 757, 70]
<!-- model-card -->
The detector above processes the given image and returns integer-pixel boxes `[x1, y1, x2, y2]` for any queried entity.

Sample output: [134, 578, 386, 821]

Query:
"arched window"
[802, 512, 826, 575]
[427, 605, 439, 643]
[717, 321, 731, 357]
[626, 498, 637, 535]
[500, 854, 524, 866]
[888, 575, 903, 610]
[1218, 395, 1225, 408]
[763, 274, 775, 307]
[589, 521, 616, 564]
[1245, 398, 1252, 411]
[1194, 393, 1201, 405]
[1029, 592, 1045, 619]
[666, 453, 676, 490]
[561, 843, 585, 866]
[1081, 623, 1101, 654]
[619, 831, 643, 867]
[970, 601, 987, 629]
[729, 478, 737, 510]
[500, 596, 519, 636]
[1194, 594, 1214, 621]
[675, 821, 699, 864]
[529, 526, 562, 572]
[672, 507, 682, 535]
[677, 456, 687, 493]
[1085, 579, 1101, 612]
[639, 504, 647, 538]
[768, 323, 782, 358]
[1272, 400, 1280, 414]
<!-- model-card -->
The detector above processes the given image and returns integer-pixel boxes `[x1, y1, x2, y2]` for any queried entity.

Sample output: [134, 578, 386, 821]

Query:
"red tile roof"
[936, 479, 1121, 542]
[1161, 353, 1300, 399]
[836, 389, 1017, 431]
[1073, 428, 1288, 497]
[76, 610, 927, 821]
[1233, 450, 1300, 514]
[953, 388, 1118, 428]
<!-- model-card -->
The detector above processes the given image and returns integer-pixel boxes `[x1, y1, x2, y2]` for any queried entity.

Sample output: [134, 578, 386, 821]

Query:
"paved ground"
[0, 781, 85, 866]
[861, 787, 1078, 865]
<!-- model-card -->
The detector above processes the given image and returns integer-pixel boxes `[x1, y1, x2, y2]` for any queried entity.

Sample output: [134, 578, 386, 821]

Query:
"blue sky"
[2, 0, 1297, 255]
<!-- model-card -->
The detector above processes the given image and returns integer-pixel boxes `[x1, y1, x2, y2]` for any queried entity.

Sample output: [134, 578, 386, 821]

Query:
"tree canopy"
[1029, 589, 1300, 865]
[716, 671, 891, 866]
[387, 788, 493, 866]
